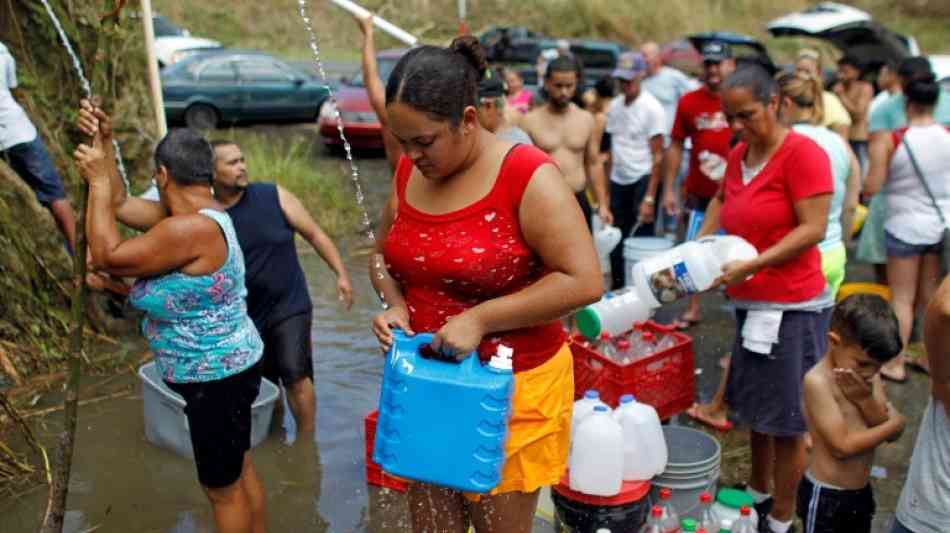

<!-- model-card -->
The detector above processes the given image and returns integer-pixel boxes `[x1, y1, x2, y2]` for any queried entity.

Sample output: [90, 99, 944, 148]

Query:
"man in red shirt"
[662, 42, 735, 328]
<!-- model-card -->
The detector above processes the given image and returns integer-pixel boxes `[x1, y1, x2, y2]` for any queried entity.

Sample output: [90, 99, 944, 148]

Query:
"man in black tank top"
[211, 141, 353, 435]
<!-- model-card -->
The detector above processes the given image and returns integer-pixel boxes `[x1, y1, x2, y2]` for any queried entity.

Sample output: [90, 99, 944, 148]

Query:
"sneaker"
[757, 515, 796, 533]
[753, 497, 774, 521]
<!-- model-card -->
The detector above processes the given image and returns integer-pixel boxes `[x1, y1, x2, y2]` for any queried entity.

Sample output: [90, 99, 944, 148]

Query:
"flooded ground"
[0, 125, 930, 532]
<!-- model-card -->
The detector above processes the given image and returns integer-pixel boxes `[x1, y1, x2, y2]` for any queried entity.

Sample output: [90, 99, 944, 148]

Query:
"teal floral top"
[129, 209, 262, 383]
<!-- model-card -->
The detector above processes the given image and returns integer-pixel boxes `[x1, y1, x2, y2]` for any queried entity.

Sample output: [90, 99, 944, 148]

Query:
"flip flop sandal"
[686, 404, 733, 432]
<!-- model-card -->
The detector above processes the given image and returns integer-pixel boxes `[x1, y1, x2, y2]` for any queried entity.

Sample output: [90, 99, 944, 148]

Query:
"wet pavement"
[0, 125, 931, 532]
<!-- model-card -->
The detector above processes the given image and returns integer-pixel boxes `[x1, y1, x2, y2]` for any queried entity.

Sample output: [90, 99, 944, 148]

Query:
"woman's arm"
[841, 146, 862, 246]
[370, 183, 413, 351]
[430, 163, 603, 355]
[863, 130, 894, 197]
[718, 193, 831, 286]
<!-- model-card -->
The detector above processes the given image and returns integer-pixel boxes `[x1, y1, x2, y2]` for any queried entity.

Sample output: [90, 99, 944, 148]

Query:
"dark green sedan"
[162, 49, 330, 129]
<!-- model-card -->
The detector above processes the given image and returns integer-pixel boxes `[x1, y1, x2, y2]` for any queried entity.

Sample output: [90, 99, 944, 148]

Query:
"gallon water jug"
[576, 287, 655, 340]
[373, 330, 514, 492]
[630, 236, 757, 308]
[571, 390, 609, 444]
[612, 394, 667, 477]
[569, 405, 623, 496]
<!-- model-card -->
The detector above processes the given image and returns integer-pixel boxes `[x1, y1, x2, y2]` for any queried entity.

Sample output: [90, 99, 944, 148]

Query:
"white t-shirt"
[0, 43, 37, 151]
[606, 91, 665, 185]
[641, 66, 698, 134]
[885, 124, 950, 245]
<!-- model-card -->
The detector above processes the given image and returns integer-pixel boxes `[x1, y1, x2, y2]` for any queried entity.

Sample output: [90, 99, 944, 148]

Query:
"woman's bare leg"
[469, 490, 540, 533]
[407, 482, 469, 533]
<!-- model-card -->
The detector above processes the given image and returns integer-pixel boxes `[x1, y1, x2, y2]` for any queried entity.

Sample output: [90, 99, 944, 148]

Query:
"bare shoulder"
[521, 108, 542, 129]
[803, 360, 831, 391]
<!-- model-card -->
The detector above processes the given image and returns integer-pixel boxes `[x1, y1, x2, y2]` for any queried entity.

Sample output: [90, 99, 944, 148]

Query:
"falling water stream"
[38, 0, 129, 187]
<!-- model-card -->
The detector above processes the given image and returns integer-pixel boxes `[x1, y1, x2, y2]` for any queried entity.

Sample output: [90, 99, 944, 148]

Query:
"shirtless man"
[520, 56, 611, 229]
[832, 54, 874, 169]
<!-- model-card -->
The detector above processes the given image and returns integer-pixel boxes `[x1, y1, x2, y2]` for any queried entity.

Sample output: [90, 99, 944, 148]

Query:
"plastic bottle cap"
[488, 344, 513, 371]
[600, 332, 611, 340]
[716, 488, 754, 510]
[593, 405, 609, 413]
[643, 331, 655, 342]
[700, 492, 712, 504]
[651, 505, 663, 517]
[617, 339, 630, 349]
[619, 394, 634, 404]
[739, 506, 751, 516]
[575, 307, 602, 339]
[682, 518, 697, 532]
[659, 487, 671, 499]
[584, 390, 600, 399]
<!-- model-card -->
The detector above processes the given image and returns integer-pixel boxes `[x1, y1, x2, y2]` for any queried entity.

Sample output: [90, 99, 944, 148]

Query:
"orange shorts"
[464, 343, 574, 500]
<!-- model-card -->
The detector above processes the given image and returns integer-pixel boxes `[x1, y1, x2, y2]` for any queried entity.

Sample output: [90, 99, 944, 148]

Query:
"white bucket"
[623, 237, 675, 288]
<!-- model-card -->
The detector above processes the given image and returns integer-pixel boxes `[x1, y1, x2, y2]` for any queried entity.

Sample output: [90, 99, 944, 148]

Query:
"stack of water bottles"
[636, 496, 757, 532]
[590, 322, 678, 366]
[569, 390, 667, 496]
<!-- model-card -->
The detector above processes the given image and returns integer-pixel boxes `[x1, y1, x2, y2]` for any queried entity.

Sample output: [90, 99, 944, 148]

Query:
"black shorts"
[575, 191, 593, 230]
[166, 363, 262, 488]
[797, 473, 875, 533]
[726, 308, 830, 437]
[259, 311, 314, 387]
[2, 137, 67, 207]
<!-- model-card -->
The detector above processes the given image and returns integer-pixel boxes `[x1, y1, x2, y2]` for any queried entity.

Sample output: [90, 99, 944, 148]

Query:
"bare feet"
[880, 354, 907, 383]
[686, 402, 733, 432]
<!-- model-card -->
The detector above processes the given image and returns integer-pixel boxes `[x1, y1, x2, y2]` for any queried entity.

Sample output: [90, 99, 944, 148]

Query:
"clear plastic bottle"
[639, 505, 664, 533]
[730, 506, 755, 533]
[655, 331, 677, 352]
[615, 338, 632, 365]
[637, 331, 657, 360]
[658, 487, 681, 533]
[598, 332, 617, 360]
[699, 491, 716, 532]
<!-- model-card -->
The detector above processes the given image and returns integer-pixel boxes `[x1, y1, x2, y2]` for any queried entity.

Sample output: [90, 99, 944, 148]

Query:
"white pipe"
[458, 0, 466, 22]
[140, 0, 167, 136]
[328, 0, 418, 47]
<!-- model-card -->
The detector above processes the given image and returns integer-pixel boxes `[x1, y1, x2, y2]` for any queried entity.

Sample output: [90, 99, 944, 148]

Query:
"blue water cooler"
[373, 330, 515, 492]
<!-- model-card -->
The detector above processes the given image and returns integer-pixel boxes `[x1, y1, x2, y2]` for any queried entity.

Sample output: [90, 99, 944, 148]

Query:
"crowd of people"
[1, 10, 948, 533]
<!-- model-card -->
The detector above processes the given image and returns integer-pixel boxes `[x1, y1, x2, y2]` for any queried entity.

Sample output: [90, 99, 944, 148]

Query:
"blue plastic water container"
[373, 330, 515, 492]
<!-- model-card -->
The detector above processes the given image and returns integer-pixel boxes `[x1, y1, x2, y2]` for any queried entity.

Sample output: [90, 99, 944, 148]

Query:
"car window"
[237, 59, 294, 83]
[349, 57, 398, 86]
[571, 46, 618, 69]
[198, 60, 237, 82]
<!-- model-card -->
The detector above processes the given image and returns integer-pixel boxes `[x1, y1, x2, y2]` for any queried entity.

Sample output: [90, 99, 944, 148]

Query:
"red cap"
[600, 332, 611, 340]
[617, 339, 631, 349]
[643, 331, 656, 342]
[700, 491, 712, 504]
[740, 505, 751, 516]
[651, 505, 663, 517]
[697, 529, 707, 533]
[659, 487, 672, 500]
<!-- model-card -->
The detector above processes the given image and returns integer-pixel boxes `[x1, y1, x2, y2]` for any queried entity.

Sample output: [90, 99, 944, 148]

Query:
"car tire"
[184, 104, 218, 130]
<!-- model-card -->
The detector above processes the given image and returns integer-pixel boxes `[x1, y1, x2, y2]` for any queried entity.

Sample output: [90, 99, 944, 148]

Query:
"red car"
[319, 49, 406, 150]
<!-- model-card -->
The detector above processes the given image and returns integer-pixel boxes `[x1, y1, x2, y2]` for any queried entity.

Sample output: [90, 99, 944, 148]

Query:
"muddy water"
[0, 129, 930, 532]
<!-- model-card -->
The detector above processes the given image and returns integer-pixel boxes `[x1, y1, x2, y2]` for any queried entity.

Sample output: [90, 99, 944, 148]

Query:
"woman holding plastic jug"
[75, 128, 266, 533]
[694, 65, 833, 533]
[369, 36, 603, 532]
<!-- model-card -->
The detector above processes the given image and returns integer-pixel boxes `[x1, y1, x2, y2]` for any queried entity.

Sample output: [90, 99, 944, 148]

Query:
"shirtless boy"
[799, 294, 906, 533]
[521, 56, 611, 228]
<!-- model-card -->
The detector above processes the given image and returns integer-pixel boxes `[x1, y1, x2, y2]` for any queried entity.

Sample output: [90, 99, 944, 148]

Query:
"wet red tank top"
[383, 145, 566, 372]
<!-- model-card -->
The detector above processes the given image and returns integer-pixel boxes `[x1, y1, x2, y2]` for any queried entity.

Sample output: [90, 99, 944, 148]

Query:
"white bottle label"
[642, 252, 698, 303]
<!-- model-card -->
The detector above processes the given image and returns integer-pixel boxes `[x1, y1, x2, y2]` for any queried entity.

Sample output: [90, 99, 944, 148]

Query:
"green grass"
[212, 128, 361, 238]
[152, 0, 950, 64]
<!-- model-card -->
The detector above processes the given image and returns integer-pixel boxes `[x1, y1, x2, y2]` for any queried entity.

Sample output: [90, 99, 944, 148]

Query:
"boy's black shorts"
[797, 472, 875, 533]
[166, 363, 262, 489]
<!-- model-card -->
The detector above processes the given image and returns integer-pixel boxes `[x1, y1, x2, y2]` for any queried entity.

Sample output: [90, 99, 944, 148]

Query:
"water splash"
[297, 0, 374, 242]
[39, 0, 129, 187]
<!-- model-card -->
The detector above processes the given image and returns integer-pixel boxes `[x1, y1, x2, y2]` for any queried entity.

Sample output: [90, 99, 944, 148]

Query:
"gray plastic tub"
[138, 362, 279, 459]
[650, 426, 722, 519]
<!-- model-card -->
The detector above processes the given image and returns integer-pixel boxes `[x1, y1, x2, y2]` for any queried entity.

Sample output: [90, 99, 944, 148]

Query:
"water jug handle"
[418, 343, 461, 363]
[388, 329, 434, 359]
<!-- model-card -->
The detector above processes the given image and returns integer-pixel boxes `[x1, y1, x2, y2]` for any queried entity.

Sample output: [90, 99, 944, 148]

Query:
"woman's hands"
[373, 305, 413, 353]
[715, 259, 759, 288]
[431, 311, 486, 361]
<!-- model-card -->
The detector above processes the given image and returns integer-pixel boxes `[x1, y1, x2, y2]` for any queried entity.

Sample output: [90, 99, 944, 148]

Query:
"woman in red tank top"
[370, 36, 602, 532]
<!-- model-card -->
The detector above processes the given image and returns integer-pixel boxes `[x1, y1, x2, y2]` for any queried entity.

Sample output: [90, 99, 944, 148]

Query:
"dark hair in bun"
[385, 36, 488, 125]
[905, 71, 939, 107]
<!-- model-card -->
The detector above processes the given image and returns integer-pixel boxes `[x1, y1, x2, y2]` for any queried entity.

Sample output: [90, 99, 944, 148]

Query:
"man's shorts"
[884, 230, 944, 258]
[166, 363, 262, 488]
[259, 311, 314, 387]
[726, 308, 830, 437]
[797, 472, 875, 533]
[2, 137, 67, 207]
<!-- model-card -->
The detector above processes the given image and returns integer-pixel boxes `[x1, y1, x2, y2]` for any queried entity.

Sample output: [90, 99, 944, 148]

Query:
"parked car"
[766, 2, 919, 73]
[152, 15, 221, 69]
[687, 32, 778, 74]
[162, 50, 331, 129]
[318, 49, 406, 150]
[480, 26, 548, 64]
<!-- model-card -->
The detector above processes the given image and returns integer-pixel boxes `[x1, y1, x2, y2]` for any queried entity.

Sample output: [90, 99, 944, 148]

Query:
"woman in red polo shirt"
[369, 37, 602, 532]
[698, 65, 833, 533]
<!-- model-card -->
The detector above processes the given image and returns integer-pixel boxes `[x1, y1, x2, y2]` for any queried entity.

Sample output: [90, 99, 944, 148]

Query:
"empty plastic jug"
[630, 235, 758, 307]
[571, 390, 609, 444]
[612, 394, 667, 477]
[373, 330, 514, 492]
[576, 287, 655, 340]
[640, 506, 664, 533]
[569, 405, 623, 496]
